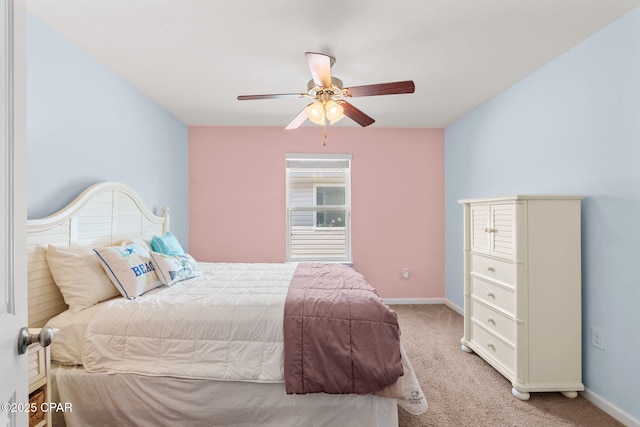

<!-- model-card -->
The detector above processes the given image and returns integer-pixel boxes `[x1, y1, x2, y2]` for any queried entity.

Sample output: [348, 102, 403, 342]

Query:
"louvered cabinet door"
[469, 204, 490, 254]
[489, 203, 515, 260]
[469, 202, 515, 260]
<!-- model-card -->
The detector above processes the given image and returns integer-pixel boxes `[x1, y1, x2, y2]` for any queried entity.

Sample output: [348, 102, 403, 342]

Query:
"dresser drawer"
[471, 276, 515, 315]
[470, 300, 516, 345]
[471, 253, 515, 285]
[471, 323, 515, 374]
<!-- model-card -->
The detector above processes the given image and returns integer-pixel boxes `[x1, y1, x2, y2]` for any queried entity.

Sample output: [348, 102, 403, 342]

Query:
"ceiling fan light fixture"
[305, 101, 326, 125]
[325, 100, 345, 125]
[305, 100, 345, 126]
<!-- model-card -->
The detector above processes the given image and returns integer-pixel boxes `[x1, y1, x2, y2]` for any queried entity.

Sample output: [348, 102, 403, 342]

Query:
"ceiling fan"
[237, 52, 415, 130]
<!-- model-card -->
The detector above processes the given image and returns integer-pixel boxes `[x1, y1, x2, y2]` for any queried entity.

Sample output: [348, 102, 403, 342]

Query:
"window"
[286, 154, 351, 263]
[314, 184, 345, 228]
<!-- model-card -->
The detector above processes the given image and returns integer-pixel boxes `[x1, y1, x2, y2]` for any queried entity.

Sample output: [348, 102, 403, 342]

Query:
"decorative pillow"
[151, 231, 185, 256]
[121, 238, 152, 252]
[46, 245, 120, 313]
[93, 242, 163, 299]
[149, 251, 202, 286]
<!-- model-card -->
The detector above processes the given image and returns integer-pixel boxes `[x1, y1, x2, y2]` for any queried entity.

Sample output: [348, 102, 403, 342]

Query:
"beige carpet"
[393, 304, 624, 427]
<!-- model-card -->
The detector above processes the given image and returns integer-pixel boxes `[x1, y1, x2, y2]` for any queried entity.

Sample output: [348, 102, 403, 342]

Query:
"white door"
[0, 0, 27, 426]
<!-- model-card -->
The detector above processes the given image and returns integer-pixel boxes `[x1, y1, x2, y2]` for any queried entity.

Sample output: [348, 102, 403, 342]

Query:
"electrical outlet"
[591, 327, 605, 350]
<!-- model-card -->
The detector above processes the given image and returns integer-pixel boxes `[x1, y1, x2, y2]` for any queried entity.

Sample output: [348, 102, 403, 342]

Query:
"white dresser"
[459, 195, 584, 400]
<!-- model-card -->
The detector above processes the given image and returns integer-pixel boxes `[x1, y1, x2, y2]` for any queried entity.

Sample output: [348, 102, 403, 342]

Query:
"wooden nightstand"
[28, 328, 51, 427]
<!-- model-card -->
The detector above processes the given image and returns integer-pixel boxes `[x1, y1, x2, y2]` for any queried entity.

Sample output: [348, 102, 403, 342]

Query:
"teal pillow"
[151, 231, 185, 256]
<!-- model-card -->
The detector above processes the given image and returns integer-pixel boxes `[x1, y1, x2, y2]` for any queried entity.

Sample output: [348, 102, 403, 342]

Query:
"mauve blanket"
[283, 263, 404, 395]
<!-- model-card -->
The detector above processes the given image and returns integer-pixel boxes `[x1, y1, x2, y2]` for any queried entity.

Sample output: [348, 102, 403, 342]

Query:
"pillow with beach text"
[93, 242, 163, 299]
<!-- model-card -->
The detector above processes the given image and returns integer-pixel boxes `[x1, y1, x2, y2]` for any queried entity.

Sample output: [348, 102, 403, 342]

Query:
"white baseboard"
[581, 388, 639, 427]
[383, 298, 464, 315]
[444, 299, 463, 315]
[384, 298, 446, 305]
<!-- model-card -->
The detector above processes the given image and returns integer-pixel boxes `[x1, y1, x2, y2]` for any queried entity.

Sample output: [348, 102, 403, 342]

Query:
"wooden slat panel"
[27, 250, 47, 263]
[27, 232, 70, 246]
[76, 218, 113, 230]
[492, 204, 514, 256]
[29, 288, 64, 307]
[114, 192, 137, 240]
[26, 267, 52, 282]
[28, 223, 70, 237]
[76, 233, 112, 242]
[28, 257, 47, 271]
[142, 221, 163, 237]
[28, 281, 58, 298]
[75, 238, 113, 248]
[470, 205, 489, 253]
[29, 300, 68, 328]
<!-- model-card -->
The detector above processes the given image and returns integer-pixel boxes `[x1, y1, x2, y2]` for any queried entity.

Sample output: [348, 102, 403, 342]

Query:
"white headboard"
[27, 182, 169, 327]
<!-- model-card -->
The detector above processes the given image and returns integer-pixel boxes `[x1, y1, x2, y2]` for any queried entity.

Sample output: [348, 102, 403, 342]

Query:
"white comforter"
[82, 261, 428, 414]
[83, 262, 297, 382]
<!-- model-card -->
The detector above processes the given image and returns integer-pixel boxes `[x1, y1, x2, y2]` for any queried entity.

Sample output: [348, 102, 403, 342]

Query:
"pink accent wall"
[189, 126, 444, 299]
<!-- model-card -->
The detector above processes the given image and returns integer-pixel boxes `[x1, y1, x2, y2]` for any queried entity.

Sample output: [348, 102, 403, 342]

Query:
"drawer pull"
[487, 343, 496, 351]
[487, 292, 495, 298]
[487, 317, 495, 325]
[487, 267, 495, 272]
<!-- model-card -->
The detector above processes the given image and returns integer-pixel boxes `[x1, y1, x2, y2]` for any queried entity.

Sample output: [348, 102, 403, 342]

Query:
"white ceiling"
[28, 0, 640, 128]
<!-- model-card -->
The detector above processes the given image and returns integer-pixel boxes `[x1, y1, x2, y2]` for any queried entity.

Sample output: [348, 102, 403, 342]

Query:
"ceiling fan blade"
[340, 101, 375, 127]
[344, 80, 415, 97]
[285, 108, 308, 130]
[237, 93, 305, 101]
[306, 52, 333, 88]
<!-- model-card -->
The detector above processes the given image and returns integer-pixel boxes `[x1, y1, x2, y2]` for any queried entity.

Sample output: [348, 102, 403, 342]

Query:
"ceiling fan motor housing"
[307, 77, 344, 97]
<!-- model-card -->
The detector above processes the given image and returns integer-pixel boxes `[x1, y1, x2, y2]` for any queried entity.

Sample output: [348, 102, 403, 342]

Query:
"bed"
[27, 181, 427, 427]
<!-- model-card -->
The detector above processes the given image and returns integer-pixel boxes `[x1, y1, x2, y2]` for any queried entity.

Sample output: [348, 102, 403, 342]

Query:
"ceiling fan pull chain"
[323, 124, 327, 146]
[323, 103, 327, 146]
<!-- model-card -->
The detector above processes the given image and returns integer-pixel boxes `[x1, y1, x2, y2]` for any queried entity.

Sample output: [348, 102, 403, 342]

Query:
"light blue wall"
[445, 7, 640, 423]
[27, 14, 189, 248]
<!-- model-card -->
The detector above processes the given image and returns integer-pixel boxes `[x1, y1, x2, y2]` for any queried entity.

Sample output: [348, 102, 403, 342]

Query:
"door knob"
[17, 327, 54, 355]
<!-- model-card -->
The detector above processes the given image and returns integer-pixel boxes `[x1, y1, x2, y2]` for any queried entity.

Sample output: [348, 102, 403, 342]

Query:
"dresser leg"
[511, 387, 530, 401]
[461, 343, 473, 353]
[561, 391, 578, 398]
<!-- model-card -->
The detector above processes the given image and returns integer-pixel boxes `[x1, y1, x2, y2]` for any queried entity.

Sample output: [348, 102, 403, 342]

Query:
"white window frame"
[286, 153, 352, 263]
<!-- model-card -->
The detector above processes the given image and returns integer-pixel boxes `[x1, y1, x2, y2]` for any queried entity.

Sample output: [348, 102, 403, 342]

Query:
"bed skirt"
[51, 364, 399, 427]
